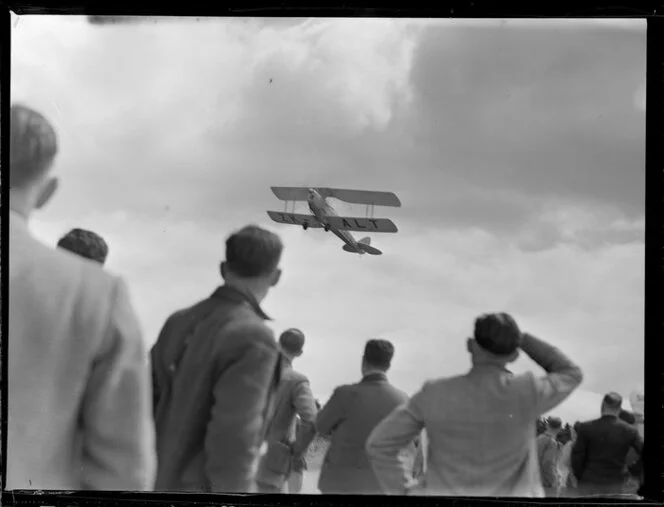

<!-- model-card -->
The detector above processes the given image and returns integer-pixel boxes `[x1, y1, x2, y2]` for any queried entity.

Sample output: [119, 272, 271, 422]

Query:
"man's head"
[467, 312, 521, 365]
[361, 339, 395, 375]
[279, 328, 305, 359]
[57, 228, 109, 265]
[601, 392, 623, 416]
[9, 104, 59, 216]
[547, 416, 563, 436]
[220, 225, 283, 302]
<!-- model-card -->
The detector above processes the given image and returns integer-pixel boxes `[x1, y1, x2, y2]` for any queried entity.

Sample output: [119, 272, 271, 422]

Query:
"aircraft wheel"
[303, 224, 309, 231]
[324, 225, 331, 232]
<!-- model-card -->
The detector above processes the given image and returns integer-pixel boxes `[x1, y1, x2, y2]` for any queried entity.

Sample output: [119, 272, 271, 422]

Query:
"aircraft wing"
[323, 188, 401, 207]
[267, 211, 323, 228]
[270, 187, 310, 202]
[271, 186, 401, 207]
[327, 216, 398, 233]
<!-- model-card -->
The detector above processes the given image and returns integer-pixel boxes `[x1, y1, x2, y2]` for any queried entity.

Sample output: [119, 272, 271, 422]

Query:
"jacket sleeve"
[80, 278, 157, 491]
[366, 387, 426, 495]
[204, 323, 280, 493]
[316, 387, 347, 437]
[570, 426, 587, 481]
[291, 379, 318, 459]
[520, 333, 584, 416]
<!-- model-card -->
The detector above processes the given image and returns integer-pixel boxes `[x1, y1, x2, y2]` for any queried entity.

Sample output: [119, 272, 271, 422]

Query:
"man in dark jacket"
[316, 339, 419, 495]
[151, 225, 285, 493]
[256, 328, 318, 493]
[572, 392, 643, 498]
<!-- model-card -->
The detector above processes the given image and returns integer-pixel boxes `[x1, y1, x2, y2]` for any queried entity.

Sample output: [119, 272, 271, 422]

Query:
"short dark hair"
[57, 228, 109, 265]
[225, 225, 283, 278]
[10, 104, 58, 189]
[363, 339, 395, 371]
[547, 416, 562, 430]
[279, 328, 305, 355]
[474, 312, 521, 356]
[602, 392, 623, 410]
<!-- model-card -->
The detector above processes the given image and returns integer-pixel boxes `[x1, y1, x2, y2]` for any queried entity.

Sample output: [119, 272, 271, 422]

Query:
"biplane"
[267, 186, 401, 255]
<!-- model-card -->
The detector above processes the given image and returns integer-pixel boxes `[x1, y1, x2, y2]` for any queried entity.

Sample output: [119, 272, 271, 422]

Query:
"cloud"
[15, 16, 645, 424]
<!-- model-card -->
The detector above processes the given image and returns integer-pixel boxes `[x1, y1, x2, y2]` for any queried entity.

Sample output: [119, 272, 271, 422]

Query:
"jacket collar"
[470, 362, 513, 375]
[211, 285, 271, 321]
[361, 372, 388, 383]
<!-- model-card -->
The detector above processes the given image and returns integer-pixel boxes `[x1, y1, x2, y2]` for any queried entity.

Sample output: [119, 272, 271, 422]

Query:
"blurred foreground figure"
[536, 416, 563, 496]
[316, 339, 421, 494]
[57, 228, 109, 265]
[7, 104, 156, 490]
[256, 328, 318, 493]
[152, 225, 285, 493]
[571, 392, 643, 498]
[366, 313, 583, 497]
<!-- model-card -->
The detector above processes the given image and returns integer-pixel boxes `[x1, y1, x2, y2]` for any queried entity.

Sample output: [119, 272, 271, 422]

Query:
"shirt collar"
[361, 372, 388, 383]
[211, 285, 271, 321]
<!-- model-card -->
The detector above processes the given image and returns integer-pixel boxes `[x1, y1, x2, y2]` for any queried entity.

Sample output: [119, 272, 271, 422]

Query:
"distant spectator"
[316, 339, 420, 495]
[572, 392, 643, 498]
[57, 228, 109, 265]
[366, 312, 583, 497]
[151, 225, 285, 493]
[537, 416, 563, 496]
[256, 328, 318, 494]
[557, 424, 578, 496]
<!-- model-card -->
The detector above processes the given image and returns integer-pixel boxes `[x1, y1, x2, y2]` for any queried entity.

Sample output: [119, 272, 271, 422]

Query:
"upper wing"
[323, 188, 401, 207]
[270, 187, 310, 202]
[327, 216, 398, 233]
[270, 186, 401, 207]
[267, 211, 323, 228]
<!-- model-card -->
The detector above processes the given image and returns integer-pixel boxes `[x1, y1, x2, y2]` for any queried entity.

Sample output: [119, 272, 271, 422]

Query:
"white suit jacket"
[7, 211, 156, 491]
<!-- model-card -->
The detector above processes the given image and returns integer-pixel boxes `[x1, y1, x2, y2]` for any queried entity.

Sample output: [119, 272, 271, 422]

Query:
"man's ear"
[220, 262, 227, 280]
[506, 349, 520, 364]
[466, 338, 473, 354]
[35, 176, 58, 210]
[271, 268, 282, 287]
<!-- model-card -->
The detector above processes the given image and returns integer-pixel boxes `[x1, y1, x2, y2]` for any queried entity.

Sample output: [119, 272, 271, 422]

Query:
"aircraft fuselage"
[307, 189, 363, 253]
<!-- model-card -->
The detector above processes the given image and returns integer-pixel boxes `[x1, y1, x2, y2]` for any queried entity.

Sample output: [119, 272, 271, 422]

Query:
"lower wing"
[326, 216, 398, 233]
[267, 211, 323, 228]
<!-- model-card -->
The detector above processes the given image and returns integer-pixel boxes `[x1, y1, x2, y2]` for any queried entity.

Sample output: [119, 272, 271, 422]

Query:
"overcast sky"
[12, 15, 645, 424]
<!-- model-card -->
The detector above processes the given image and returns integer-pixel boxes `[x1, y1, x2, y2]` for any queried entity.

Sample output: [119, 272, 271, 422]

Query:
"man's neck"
[362, 368, 386, 378]
[224, 279, 267, 305]
[9, 192, 32, 221]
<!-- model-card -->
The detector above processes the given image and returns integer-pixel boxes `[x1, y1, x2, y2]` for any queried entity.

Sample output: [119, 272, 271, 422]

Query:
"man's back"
[572, 416, 643, 486]
[8, 214, 155, 490]
[317, 373, 410, 494]
[152, 286, 282, 493]
[411, 368, 544, 497]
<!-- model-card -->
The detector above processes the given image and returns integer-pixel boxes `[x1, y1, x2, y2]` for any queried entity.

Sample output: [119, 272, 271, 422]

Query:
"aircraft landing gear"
[324, 224, 331, 232]
[303, 223, 309, 231]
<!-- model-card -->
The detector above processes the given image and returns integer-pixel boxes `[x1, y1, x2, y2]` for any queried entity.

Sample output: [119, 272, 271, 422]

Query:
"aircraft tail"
[356, 237, 382, 255]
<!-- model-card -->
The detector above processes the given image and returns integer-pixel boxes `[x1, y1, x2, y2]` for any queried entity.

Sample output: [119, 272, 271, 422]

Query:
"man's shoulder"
[287, 368, 310, 384]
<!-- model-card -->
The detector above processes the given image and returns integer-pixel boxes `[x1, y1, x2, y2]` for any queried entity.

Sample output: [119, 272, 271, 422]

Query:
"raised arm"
[80, 278, 157, 491]
[366, 388, 427, 495]
[316, 387, 347, 437]
[204, 323, 281, 493]
[291, 379, 318, 459]
[520, 333, 584, 416]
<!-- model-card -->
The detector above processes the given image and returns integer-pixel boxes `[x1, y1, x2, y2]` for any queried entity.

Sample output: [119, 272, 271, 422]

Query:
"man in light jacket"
[256, 328, 318, 493]
[7, 103, 156, 490]
[366, 312, 583, 497]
